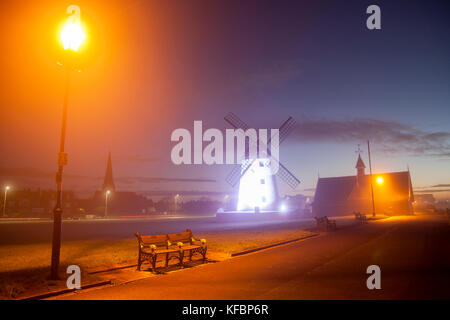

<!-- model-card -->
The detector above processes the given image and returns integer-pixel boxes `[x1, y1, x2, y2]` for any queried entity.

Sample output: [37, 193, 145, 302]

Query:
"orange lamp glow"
[376, 176, 384, 185]
[60, 22, 85, 51]
[60, 6, 86, 51]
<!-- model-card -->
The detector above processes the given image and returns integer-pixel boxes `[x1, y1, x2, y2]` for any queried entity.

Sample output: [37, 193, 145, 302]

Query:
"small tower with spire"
[102, 152, 115, 193]
[355, 144, 366, 178]
[356, 154, 366, 177]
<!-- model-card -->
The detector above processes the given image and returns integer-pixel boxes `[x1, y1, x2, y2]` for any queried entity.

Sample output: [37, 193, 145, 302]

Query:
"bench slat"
[138, 234, 168, 246]
[168, 231, 191, 243]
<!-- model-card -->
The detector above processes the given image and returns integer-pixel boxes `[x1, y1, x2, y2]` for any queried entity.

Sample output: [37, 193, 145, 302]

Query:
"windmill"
[224, 112, 301, 211]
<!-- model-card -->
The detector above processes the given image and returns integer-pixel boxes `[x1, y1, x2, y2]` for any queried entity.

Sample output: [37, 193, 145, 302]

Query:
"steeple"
[355, 154, 366, 177]
[102, 152, 115, 193]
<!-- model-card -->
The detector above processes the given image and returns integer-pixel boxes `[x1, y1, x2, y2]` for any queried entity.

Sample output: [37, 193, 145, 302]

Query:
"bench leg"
[202, 247, 207, 263]
[178, 250, 184, 267]
[326, 222, 336, 231]
[165, 253, 169, 267]
[151, 255, 157, 273]
[189, 250, 193, 262]
[137, 257, 142, 271]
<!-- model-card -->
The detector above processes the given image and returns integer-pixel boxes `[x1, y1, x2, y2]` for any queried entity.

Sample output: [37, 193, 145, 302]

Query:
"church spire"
[102, 152, 115, 193]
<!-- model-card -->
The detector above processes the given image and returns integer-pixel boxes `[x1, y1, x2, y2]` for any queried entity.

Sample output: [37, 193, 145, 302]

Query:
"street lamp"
[60, 15, 86, 51]
[2, 186, 10, 217]
[50, 5, 86, 280]
[367, 140, 376, 218]
[105, 190, 111, 218]
[376, 176, 384, 185]
[174, 194, 180, 214]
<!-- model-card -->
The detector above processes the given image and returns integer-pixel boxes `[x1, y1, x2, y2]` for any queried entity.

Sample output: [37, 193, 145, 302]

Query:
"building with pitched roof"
[313, 154, 414, 217]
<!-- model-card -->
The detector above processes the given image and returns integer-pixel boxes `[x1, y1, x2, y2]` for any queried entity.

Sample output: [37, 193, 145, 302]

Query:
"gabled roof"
[314, 171, 413, 205]
[314, 175, 356, 203]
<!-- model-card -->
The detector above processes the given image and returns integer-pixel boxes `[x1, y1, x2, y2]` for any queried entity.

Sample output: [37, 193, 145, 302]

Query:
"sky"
[0, 0, 449, 199]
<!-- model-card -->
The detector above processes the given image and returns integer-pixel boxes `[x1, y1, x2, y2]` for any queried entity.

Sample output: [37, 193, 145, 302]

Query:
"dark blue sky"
[0, 0, 449, 198]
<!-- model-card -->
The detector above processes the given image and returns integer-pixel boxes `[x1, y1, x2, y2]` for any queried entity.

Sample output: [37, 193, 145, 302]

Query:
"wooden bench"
[354, 212, 367, 224]
[135, 233, 179, 272]
[314, 216, 337, 231]
[167, 229, 207, 266]
[135, 229, 207, 272]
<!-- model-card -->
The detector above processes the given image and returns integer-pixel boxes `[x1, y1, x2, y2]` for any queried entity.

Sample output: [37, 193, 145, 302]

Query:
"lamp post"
[105, 190, 111, 218]
[2, 186, 10, 217]
[367, 140, 376, 218]
[50, 5, 86, 280]
[174, 194, 180, 214]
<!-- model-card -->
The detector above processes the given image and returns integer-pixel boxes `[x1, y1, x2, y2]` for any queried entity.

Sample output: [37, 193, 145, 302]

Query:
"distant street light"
[50, 5, 86, 280]
[376, 176, 384, 185]
[175, 194, 180, 213]
[105, 190, 111, 218]
[2, 186, 10, 217]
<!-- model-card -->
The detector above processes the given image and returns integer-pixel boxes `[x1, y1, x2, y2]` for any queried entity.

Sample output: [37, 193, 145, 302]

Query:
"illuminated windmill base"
[237, 158, 279, 212]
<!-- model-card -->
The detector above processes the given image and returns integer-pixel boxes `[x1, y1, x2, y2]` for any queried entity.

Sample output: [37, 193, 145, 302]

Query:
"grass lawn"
[0, 226, 316, 299]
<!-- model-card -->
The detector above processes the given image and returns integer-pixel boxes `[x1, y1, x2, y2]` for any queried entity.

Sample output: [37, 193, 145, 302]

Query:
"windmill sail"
[224, 113, 300, 189]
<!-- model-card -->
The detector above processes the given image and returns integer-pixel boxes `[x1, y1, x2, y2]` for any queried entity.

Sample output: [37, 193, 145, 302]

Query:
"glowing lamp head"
[106, 190, 111, 196]
[376, 176, 384, 185]
[279, 203, 288, 213]
[5, 186, 10, 191]
[60, 19, 86, 51]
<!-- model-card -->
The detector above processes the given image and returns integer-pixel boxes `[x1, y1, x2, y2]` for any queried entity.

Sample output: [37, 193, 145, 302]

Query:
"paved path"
[53, 214, 450, 299]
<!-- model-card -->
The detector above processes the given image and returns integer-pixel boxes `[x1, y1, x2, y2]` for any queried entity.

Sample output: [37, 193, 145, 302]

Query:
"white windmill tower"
[224, 113, 300, 212]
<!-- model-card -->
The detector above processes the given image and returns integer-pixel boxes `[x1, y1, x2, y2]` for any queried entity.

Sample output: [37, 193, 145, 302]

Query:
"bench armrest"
[192, 237, 207, 247]
[140, 244, 157, 252]
[167, 241, 184, 249]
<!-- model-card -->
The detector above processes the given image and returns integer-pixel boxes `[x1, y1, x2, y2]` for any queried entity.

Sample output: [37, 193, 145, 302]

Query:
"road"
[53, 213, 450, 299]
[0, 214, 313, 244]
